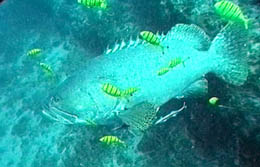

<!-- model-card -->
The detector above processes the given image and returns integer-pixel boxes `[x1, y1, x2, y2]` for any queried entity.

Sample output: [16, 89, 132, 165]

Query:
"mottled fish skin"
[43, 23, 248, 126]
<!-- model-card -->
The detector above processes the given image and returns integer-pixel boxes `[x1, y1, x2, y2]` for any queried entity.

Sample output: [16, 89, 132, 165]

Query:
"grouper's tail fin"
[209, 23, 249, 86]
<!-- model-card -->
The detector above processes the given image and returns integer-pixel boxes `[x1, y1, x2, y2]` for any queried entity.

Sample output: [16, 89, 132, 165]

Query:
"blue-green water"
[0, 0, 259, 167]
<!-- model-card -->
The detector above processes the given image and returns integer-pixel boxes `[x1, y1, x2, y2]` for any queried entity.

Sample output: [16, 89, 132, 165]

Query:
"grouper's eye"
[52, 96, 61, 103]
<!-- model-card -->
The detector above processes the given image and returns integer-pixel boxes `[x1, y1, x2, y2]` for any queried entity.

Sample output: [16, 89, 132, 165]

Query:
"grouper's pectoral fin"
[155, 102, 187, 125]
[117, 102, 159, 135]
[178, 78, 208, 99]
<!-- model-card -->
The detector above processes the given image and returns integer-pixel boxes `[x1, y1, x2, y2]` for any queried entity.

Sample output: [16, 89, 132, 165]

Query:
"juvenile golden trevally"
[40, 63, 54, 77]
[101, 83, 122, 97]
[214, 0, 249, 29]
[122, 87, 139, 97]
[157, 67, 170, 76]
[140, 31, 164, 53]
[78, 0, 107, 9]
[99, 136, 126, 147]
[27, 48, 42, 57]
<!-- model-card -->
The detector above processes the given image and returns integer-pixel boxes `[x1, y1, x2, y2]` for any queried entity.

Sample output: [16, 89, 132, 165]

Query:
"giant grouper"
[42, 23, 248, 132]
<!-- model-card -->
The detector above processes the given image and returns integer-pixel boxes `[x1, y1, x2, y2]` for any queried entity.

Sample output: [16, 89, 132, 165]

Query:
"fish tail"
[209, 22, 248, 86]
[182, 57, 190, 67]
[244, 18, 249, 30]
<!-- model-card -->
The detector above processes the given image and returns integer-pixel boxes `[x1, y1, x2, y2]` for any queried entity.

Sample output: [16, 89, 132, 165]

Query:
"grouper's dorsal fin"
[117, 102, 159, 134]
[105, 32, 167, 55]
[105, 36, 144, 55]
[165, 24, 211, 50]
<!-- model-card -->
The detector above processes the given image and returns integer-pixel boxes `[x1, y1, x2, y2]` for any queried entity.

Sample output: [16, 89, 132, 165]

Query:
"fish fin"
[244, 18, 253, 30]
[155, 102, 186, 125]
[209, 23, 248, 86]
[245, 19, 249, 30]
[165, 24, 211, 50]
[105, 36, 143, 55]
[117, 102, 159, 135]
[181, 78, 208, 98]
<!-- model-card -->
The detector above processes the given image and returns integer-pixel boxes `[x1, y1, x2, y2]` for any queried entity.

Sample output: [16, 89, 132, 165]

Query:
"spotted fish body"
[99, 136, 125, 147]
[214, 0, 249, 29]
[43, 23, 248, 127]
[78, 0, 107, 9]
[27, 48, 42, 57]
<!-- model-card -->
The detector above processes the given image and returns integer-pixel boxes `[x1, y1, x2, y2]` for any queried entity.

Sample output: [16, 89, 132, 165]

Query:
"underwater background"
[0, 0, 260, 166]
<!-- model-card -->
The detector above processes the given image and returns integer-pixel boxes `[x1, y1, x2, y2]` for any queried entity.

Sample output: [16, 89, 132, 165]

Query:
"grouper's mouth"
[42, 97, 87, 125]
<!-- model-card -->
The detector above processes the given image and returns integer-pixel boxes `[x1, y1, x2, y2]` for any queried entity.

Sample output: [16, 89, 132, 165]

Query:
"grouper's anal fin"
[163, 24, 211, 50]
[117, 102, 159, 135]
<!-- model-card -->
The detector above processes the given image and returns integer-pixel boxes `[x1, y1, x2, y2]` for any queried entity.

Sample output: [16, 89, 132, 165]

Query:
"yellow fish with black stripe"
[168, 57, 190, 68]
[168, 57, 183, 68]
[214, 0, 249, 29]
[27, 48, 42, 57]
[157, 67, 170, 76]
[99, 135, 126, 147]
[140, 31, 164, 53]
[40, 63, 54, 77]
[78, 0, 107, 9]
[101, 83, 122, 97]
[122, 87, 139, 97]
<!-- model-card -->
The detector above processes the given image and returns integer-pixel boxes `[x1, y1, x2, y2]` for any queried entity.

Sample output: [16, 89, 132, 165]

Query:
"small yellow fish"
[122, 87, 139, 97]
[101, 83, 122, 97]
[157, 67, 170, 76]
[78, 0, 107, 9]
[214, 0, 249, 29]
[40, 63, 54, 76]
[140, 31, 160, 45]
[99, 135, 126, 147]
[140, 31, 164, 53]
[27, 48, 42, 57]
[168, 57, 190, 68]
[169, 57, 183, 68]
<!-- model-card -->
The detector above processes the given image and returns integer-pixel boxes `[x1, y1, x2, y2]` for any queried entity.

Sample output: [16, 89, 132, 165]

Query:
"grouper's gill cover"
[42, 23, 248, 126]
